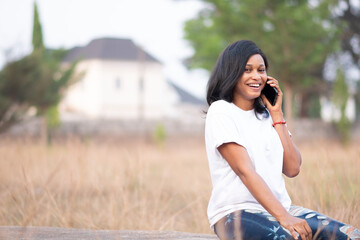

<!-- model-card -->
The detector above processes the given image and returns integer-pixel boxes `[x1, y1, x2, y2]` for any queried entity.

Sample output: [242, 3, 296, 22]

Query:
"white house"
[60, 38, 200, 121]
[320, 96, 356, 122]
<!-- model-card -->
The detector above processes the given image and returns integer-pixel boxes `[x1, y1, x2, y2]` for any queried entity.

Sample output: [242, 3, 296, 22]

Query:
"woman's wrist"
[272, 120, 287, 127]
[273, 209, 291, 223]
[270, 111, 284, 123]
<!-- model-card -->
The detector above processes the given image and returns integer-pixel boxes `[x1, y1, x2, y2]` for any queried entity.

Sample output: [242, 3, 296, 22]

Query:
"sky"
[0, 0, 209, 99]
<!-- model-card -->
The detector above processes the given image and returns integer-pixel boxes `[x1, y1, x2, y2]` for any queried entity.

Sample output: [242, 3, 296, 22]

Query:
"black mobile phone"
[262, 80, 278, 106]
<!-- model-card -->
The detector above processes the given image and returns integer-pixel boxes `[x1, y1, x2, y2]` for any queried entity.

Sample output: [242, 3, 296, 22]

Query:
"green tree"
[356, 81, 360, 118]
[332, 68, 351, 143]
[331, 0, 360, 66]
[0, 48, 76, 133]
[184, 0, 339, 127]
[0, 2, 76, 136]
[328, 0, 360, 119]
[32, 1, 44, 51]
[0, 53, 38, 131]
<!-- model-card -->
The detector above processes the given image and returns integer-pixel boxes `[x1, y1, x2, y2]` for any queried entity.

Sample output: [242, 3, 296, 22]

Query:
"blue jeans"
[214, 206, 360, 240]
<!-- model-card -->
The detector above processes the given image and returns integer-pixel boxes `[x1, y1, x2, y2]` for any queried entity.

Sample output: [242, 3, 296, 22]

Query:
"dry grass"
[0, 136, 359, 234]
[286, 139, 360, 228]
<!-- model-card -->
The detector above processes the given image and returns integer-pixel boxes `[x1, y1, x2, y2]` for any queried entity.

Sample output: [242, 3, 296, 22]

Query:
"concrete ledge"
[0, 226, 218, 240]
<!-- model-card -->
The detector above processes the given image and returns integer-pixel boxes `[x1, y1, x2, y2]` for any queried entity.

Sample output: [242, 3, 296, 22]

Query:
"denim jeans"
[214, 206, 360, 240]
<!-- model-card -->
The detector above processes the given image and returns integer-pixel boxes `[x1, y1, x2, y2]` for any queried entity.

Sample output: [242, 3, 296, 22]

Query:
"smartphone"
[261, 80, 278, 106]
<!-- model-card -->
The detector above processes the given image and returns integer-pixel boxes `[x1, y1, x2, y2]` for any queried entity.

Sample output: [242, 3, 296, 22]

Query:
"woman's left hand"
[261, 76, 284, 122]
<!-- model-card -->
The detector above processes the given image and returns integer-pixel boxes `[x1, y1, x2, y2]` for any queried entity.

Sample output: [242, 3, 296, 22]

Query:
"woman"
[205, 40, 359, 240]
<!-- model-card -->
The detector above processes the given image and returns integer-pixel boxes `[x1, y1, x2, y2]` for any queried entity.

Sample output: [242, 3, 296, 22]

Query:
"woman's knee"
[214, 210, 292, 240]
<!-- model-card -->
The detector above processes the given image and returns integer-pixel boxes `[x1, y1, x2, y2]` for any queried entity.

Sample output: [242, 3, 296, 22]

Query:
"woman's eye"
[259, 69, 266, 72]
[244, 68, 251, 72]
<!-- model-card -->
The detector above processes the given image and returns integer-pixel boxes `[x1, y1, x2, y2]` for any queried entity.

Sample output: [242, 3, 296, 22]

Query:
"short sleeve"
[205, 113, 245, 150]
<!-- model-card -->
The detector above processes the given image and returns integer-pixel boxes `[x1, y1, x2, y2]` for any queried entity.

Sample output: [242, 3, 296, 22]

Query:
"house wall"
[320, 96, 356, 122]
[61, 59, 179, 120]
[61, 60, 103, 117]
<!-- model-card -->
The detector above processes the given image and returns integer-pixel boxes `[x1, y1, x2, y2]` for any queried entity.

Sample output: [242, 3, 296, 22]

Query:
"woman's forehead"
[246, 54, 265, 65]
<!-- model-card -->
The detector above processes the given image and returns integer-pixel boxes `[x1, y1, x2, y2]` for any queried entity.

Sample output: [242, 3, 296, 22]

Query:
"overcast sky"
[0, 0, 209, 98]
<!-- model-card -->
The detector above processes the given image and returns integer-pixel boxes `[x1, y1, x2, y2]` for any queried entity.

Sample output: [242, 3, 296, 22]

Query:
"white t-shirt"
[205, 100, 291, 228]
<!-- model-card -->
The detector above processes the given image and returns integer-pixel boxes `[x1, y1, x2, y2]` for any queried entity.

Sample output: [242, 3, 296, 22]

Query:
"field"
[0, 136, 359, 234]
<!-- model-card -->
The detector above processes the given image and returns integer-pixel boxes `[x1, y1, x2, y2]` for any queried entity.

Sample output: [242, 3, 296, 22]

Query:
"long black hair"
[206, 40, 269, 118]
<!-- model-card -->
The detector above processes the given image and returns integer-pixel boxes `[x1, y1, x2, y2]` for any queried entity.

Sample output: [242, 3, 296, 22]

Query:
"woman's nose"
[251, 71, 261, 80]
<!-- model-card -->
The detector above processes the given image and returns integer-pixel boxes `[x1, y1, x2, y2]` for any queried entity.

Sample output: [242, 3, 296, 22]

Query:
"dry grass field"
[0, 135, 359, 234]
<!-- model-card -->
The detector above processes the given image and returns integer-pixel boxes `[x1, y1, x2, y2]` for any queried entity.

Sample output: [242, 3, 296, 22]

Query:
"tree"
[329, 0, 360, 118]
[0, 48, 76, 133]
[332, 68, 351, 143]
[332, 0, 360, 66]
[0, 2, 76, 136]
[356, 81, 360, 118]
[0, 53, 40, 131]
[32, 48, 76, 142]
[184, 0, 339, 127]
[32, 1, 44, 51]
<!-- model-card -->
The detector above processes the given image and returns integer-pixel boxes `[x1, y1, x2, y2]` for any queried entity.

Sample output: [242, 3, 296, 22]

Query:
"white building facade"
[60, 38, 180, 121]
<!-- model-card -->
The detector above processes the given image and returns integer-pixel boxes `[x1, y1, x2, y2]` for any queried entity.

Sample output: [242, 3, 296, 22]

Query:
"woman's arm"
[273, 117, 302, 177]
[218, 142, 311, 240]
[262, 77, 302, 178]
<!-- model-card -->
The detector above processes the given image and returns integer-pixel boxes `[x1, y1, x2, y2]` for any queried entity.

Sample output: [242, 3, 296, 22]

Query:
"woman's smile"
[246, 82, 262, 90]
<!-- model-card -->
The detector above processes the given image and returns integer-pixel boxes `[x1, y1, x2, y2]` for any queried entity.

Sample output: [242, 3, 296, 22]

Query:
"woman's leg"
[289, 206, 360, 240]
[214, 210, 293, 240]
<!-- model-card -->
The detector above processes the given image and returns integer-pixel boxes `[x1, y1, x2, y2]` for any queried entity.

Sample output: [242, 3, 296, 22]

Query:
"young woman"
[205, 40, 360, 240]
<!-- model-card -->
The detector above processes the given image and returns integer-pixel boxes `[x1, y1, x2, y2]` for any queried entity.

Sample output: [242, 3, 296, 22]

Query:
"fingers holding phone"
[261, 77, 283, 110]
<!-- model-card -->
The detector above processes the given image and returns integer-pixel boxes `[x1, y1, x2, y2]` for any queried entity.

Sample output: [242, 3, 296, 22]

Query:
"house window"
[115, 78, 121, 90]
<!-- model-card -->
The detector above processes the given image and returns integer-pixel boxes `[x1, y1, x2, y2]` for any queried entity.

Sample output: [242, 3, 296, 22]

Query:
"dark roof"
[63, 38, 160, 63]
[169, 81, 206, 106]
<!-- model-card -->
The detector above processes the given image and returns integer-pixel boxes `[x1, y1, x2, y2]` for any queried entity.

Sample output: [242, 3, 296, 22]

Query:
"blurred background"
[0, 0, 359, 235]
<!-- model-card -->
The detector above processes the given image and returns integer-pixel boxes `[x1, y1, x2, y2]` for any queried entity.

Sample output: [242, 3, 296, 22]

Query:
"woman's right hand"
[278, 214, 312, 240]
[261, 77, 284, 123]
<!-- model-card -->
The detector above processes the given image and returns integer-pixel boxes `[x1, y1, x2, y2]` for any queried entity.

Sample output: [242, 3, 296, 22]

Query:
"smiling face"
[232, 54, 267, 110]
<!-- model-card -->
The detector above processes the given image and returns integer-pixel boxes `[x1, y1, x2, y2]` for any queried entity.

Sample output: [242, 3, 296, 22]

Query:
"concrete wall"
[4, 118, 360, 141]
